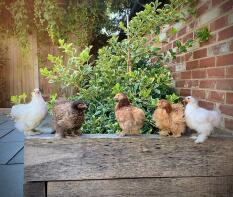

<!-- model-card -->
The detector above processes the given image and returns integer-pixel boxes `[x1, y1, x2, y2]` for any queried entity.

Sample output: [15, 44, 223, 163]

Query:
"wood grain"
[24, 182, 46, 197]
[24, 135, 233, 182]
[0, 35, 39, 107]
[47, 176, 233, 197]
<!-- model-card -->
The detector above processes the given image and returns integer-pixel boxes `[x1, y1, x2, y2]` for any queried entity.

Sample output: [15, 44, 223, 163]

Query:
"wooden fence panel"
[0, 35, 39, 107]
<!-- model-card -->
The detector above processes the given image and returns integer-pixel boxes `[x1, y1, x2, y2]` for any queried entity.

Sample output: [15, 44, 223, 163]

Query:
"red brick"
[189, 21, 196, 30]
[208, 91, 225, 102]
[180, 71, 191, 79]
[225, 118, 233, 131]
[199, 100, 214, 110]
[226, 93, 233, 104]
[192, 89, 205, 99]
[218, 26, 233, 41]
[207, 67, 225, 78]
[176, 56, 183, 63]
[162, 43, 172, 51]
[173, 73, 180, 80]
[182, 32, 193, 43]
[226, 66, 233, 78]
[220, 105, 233, 116]
[180, 89, 191, 96]
[199, 80, 216, 89]
[169, 34, 176, 42]
[220, 0, 233, 13]
[188, 80, 199, 88]
[193, 48, 207, 59]
[192, 69, 207, 79]
[176, 80, 185, 88]
[200, 57, 215, 68]
[216, 79, 233, 90]
[197, 2, 209, 17]
[184, 52, 193, 61]
[212, 0, 223, 7]
[209, 42, 232, 56]
[186, 60, 199, 70]
[217, 53, 233, 67]
[177, 27, 187, 38]
[176, 80, 199, 88]
[210, 15, 228, 32]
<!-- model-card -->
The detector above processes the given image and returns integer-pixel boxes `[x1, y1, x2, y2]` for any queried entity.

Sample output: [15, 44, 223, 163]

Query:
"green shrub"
[41, 0, 196, 134]
[195, 27, 211, 43]
[11, 93, 27, 105]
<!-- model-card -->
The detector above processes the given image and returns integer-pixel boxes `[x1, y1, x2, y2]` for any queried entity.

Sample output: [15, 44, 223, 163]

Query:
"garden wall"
[162, 0, 233, 133]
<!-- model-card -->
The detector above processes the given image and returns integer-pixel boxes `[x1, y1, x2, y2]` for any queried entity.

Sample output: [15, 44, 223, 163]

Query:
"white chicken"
[11, 89, 48, 136]
[184, 96, 221, 143]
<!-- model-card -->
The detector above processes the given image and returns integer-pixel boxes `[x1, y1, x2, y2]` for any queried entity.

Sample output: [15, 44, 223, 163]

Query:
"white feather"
[10, 89, 48, 135]
[184, 96, 221, 143]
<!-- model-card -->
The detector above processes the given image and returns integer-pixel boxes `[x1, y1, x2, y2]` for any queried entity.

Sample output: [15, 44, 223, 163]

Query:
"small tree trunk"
[126, 15, 132, 73]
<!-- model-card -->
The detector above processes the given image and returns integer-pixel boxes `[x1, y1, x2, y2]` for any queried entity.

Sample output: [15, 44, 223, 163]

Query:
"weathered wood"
[25, 135, 233, 182]
[24, 182, 46, 197]
[0, 35, 39, 107]
[47, 176, 233, 197]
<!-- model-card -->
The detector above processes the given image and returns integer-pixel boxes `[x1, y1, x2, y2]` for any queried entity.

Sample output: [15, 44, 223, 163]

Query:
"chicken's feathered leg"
[54, 125, 65, 139]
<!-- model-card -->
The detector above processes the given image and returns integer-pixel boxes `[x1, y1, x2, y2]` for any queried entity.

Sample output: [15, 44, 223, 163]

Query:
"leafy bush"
[11, 93, 27, 105]
[40, 39, 93, 94]
[195, 27, 211, 43]
[47, 93, 58, 114]
[42, 0, 196, 134]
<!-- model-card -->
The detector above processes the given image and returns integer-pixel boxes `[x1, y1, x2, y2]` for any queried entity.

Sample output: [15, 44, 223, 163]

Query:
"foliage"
[166, 93, 180, 103]
[10, 93, 27, 105]
[41, 0, 195, 134]
[47, 93, 57, 114]
[34, 0, 108, 47]
[40, 39, 93, 93]
[6, 0, 29, 54]
[195, 27, 211, 43]
[0, 0, 133, 50]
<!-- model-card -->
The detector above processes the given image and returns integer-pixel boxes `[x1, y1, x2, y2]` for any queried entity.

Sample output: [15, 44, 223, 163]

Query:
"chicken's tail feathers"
[214, 103, 221, 114]
[210, 111, 221, 127]
[15, 121, 26, 132]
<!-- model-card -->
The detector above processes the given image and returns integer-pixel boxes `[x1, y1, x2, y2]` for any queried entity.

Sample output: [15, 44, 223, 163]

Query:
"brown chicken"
[114, 93, 145, 136]
[52, 99, 87, 138]
[153, 99, 185, 137]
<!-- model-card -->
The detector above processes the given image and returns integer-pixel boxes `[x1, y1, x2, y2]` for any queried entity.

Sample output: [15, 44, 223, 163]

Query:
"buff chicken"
[114, 93, 145, 136]
[153, 99, 185, 137]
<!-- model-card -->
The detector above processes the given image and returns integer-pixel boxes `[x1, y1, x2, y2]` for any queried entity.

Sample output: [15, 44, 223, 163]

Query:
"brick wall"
[162, 0, 233, 132]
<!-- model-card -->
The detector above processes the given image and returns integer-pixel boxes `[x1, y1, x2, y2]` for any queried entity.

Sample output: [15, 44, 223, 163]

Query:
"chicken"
[11, 88, 48, 136]
[184, 96, 221, 143]
[114, 93, 145, 136]
[52, 99, 87, 138]
[153, 99, 185, 137]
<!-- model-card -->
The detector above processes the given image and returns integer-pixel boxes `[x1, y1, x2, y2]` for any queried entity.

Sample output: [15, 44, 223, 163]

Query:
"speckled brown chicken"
[114, 93, 145, 136]
[52, 99, 87, 138]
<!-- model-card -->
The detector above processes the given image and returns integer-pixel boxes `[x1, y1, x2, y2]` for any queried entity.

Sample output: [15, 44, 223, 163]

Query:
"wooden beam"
[24, 135, 233, 182]
[24, 182, 46, 197]
[47, 176, 233, 197]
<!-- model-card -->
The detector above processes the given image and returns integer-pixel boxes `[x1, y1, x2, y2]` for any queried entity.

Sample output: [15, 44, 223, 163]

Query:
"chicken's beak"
[81, 104, 87, 109]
